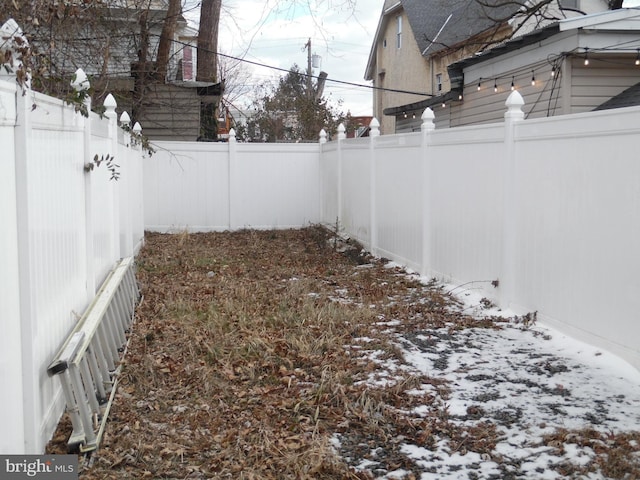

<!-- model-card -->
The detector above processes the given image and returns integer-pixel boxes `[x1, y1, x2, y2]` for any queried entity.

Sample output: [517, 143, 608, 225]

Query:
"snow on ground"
[340, 276, 640, 479]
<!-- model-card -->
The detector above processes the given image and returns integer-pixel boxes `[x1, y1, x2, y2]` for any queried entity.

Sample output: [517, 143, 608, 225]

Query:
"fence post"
[118, 112, 134, 257]
[103, 94, 119, 262]
[73, 69, 96, 300]
[113, 111, 131, 257]
[421, 108, 435, 277]
[369, 118, 380, 255]
[228, 128, 237, 230]
[13, 61, 38, 453]
[499, 91, 525, 309]
[336, 124, 346, 231]
[0, 33, 28, 451]
[132, 122, 143, 251]
[318, 128, 327, 226]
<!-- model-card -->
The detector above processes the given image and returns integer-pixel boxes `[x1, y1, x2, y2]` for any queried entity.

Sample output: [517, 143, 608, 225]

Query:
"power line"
[152, 34, 433, 98]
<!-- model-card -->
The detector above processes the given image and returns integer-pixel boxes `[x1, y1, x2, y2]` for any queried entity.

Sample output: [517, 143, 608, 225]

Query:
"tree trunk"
[132, 9, 150, 123]
[197, 0, 221, 82]
[156, 0, 182, 81]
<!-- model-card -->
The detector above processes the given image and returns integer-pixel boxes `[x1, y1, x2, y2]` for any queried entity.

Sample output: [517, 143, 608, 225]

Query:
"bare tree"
[416, 0, 626, 55]
[474, 0, 625, 41]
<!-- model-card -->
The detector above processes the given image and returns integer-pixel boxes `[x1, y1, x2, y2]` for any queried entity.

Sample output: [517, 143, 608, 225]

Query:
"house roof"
[447, 7, 640, 74]
[594, 81, 640, 110]
[387, 7, 640, 116]
[365, 0, 524, 80]
[403, 0, 524, 56]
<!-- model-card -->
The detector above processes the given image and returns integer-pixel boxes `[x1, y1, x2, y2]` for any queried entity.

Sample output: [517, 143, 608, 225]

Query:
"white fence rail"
[143, 93, 640, 372]
[0, 73, 145, 454]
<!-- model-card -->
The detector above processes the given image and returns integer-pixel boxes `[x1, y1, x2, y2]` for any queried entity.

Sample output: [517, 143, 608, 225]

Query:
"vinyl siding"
[136, 84, 201, 141]
[570, 57, 640, 114]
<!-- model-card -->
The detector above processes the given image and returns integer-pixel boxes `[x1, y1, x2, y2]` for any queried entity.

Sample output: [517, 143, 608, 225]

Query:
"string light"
[442, 102, 446, 108]
[551, 66, 556, 77]
[458, 93, 463, 100]
[493, 79, 498, 92]
[584, 48, 590, 66]
[477, 78, 482, 91]
[510, 76, 515, 91]
[531, 70, 536, 86]
[635, 49, 640, 66]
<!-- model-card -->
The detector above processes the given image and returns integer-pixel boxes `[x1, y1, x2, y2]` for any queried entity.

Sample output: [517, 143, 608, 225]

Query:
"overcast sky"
[187, 0, 640, 118]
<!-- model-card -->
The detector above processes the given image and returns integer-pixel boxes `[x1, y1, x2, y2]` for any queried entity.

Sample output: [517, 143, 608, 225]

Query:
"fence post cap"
[132, 122, 142, 133]
[103, 94, 117, 119]
[0, 19, 30, 83]
[505, 90, 525, 120]
[119, 111, 131, 126]
[421, 107, 435, 131]
[229, 128, 236, 143]
[71, 68, 90, 92]
[319, 129, 327, 143]
[369, 117, 380, 137]
[337, 123, 346, 140]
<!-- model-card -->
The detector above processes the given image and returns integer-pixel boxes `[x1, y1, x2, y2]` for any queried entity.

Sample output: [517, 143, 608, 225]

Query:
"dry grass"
[45, 227, 640, 479]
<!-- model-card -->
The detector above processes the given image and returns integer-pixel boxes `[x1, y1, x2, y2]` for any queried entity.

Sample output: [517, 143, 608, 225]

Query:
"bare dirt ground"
[46, 227, 640, 479]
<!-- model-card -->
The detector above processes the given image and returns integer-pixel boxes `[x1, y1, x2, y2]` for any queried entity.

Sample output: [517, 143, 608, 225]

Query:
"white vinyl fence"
[144, 93, 640, 372]
[0, 73, 144, 454]
[146, 132, 321, 231]
[326, 94, 640, 372]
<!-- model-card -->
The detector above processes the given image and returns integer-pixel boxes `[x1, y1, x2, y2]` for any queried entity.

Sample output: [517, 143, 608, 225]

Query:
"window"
[436, 73, 443, 93]
[560, 0, 578, 8]
[396, 15, 402, 49]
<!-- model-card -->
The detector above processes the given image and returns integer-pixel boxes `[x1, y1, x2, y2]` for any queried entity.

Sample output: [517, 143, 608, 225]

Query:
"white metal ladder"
[47, 256, 139, 453]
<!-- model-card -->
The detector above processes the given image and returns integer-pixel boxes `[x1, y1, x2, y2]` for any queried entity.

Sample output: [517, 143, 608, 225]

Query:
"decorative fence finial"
[0, 19, 31, 87]
[505, 91, 525, 121]
[103, 94, 117, 120]
[421, 107, 435, 132]
[229, 128, 236, 143]
[369, 118, 380, 137]
[119, 111, 131, 127]
[71, 68, 90, 92]
[133, 122, 142, 134]
[337, 123, 346, 140]
[319, 129, 327, 144]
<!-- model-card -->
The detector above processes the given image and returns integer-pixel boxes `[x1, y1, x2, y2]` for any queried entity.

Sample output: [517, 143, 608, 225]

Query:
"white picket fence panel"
[0, 73, 145, 454]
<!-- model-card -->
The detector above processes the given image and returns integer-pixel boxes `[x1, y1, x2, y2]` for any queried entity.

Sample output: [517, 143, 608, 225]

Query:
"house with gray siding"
[388, 7, 640, 131]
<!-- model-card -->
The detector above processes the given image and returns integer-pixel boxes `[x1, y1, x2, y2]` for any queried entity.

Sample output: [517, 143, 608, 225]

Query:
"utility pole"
[304, 38, 312, 99]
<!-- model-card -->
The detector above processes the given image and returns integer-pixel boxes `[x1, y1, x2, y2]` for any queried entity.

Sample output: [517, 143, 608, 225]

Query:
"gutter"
[383, 89, 461, 116]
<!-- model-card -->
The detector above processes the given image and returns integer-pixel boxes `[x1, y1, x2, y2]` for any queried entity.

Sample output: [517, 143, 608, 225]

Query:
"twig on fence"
[445, 279, 499, 295]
